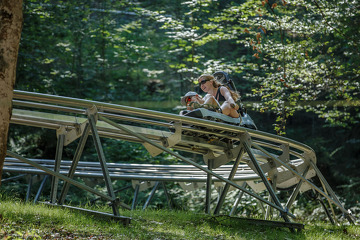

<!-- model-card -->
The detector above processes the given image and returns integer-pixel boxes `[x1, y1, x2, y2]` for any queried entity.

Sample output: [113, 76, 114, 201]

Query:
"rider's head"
[181, 91, 198, 106]
[197, 74, 221, 88]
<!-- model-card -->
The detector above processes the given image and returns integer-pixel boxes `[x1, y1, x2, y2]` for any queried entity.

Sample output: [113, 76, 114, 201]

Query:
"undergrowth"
[0, 196, 359, 240]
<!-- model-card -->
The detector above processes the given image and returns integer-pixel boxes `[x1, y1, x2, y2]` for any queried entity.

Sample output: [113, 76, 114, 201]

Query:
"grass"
[0, 199, 359, 239]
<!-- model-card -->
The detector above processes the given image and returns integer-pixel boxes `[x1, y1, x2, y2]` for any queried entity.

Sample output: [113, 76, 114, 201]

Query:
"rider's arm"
[220, 87, 235, 105]
[201, 94, 212, 103]
[220, 87, 239, 110]
[195, 94, 205, 104]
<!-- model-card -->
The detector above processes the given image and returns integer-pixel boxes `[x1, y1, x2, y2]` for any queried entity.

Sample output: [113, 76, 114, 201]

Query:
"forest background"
[3, 0, 359, 215]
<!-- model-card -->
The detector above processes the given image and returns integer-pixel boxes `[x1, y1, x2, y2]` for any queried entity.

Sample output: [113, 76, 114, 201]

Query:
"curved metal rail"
[13, 90, 313, 154]
[3, 157, 260, 182]
[6, 90, 355, 225]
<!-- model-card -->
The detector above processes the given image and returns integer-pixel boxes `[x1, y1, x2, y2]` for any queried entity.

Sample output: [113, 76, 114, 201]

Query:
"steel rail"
[11, 91, 314, 173]
[3, 167, 261, 182]
[14, 100, 172, 129]
[12, 100, 85, 115]
[4, 156, 261, 182]
[13, 90, 315, 155]
[11, 109, 259, 157]
[4, 164, 257, 175]
[8, 90, 354, 224]
[12, 100, 249, 142]
[4, 157, 255, 171]
[11, 94, 311, 169]
[12, 103, 235, 150]
[10, 115, 212, 155]
[11, 117, 62, 130]
[12, 113, 305, 164]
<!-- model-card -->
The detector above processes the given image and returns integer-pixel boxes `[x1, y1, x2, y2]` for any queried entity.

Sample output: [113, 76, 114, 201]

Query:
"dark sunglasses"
[199, 79, 210, 85]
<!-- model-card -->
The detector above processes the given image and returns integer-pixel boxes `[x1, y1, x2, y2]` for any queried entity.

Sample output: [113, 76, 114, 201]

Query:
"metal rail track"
[5, 90, 356, 227]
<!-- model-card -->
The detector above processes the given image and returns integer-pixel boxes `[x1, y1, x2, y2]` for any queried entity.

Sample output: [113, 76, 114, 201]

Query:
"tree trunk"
[0, 0, 23, 184]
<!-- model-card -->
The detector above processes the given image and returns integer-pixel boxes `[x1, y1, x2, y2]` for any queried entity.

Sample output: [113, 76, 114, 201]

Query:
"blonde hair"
[197, 74, 240, 101]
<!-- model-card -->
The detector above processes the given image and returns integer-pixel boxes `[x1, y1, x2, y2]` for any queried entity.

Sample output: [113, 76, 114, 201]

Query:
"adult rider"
[196, 74, 240, 118]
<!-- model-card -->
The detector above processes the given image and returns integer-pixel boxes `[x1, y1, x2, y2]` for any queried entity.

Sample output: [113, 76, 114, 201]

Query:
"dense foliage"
[16, 0, 360, 127]
[5, 0, 359, 212]
[138, 0, 360, 133]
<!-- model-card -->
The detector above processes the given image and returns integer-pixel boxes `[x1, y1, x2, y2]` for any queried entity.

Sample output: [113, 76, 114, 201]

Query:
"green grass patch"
[0, 198, 359, 239]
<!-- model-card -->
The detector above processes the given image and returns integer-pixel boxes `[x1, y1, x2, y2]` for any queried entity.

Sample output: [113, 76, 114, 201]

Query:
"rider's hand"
[230, 103, 239, 110]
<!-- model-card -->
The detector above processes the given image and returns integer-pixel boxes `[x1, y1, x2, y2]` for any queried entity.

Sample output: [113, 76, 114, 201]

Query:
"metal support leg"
[257, 199, 266, 216]
[132, 184, 140, 210]
[214, 147, 244, 215]
[26, 175, 33, 202]
[229, 182, 247, 216]
[34, 175, 49, 203]
[58, 123, 90, 205]
[320, 181, 339, 225]
[162, 182, 172, 209]
[265, 176, 277, 220]
[88, 114, 120, 216]
[318, 197, 335, 225]
[206, 160, 214, 214]
[286, 166, 310, 210]
[51, 134, 64, 203]
[216, 186, 223, 205]
[143, 181, 160, 210]
[243, 142, 291, 223]
[309, 161, 354, 224]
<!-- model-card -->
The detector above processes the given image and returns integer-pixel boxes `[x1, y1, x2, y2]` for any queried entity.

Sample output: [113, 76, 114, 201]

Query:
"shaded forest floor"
[0, 198, 359, 240]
